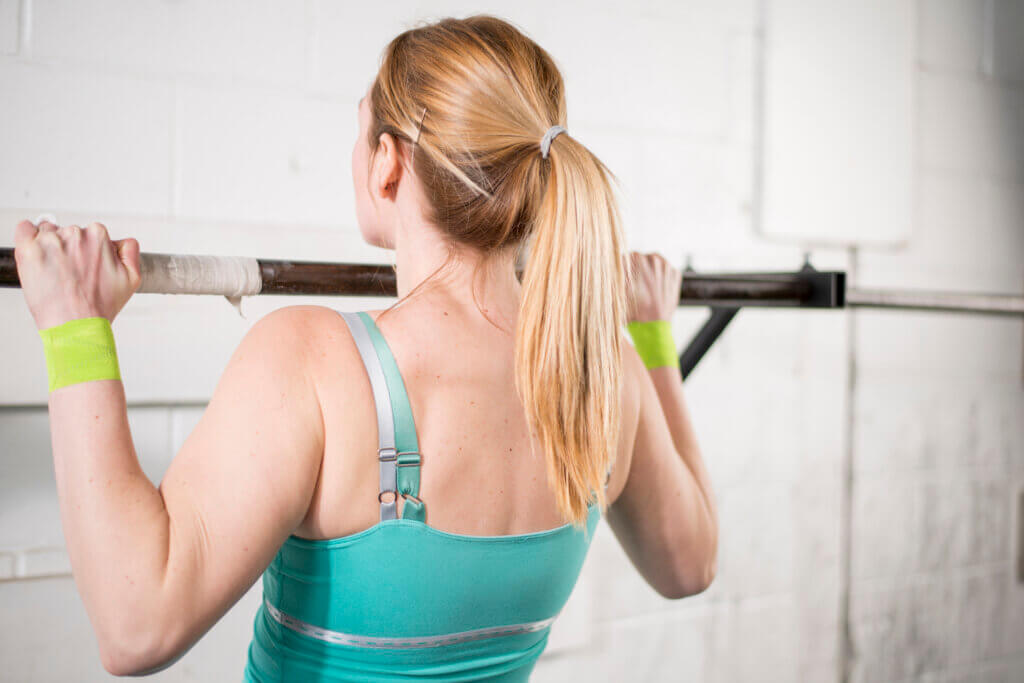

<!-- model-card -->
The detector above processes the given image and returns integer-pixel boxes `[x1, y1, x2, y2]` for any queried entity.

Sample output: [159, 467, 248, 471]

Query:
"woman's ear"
[374, 132, 404, 199]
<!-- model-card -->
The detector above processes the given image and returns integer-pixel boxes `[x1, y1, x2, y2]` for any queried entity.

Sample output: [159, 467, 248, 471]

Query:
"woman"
[13, 15, 717, 681]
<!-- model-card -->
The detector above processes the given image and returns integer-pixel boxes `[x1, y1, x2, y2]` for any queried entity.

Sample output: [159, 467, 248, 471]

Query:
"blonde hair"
[367, 15, 627, 531]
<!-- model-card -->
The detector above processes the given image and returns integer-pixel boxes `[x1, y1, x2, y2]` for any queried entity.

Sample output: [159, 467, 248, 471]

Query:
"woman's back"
[292, 297, 634, 547]
[243, 303, 636, 681]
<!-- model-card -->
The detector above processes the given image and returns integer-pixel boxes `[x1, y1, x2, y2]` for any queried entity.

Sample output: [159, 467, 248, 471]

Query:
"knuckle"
[14, 242, 41, 262]
[86, 222, 109, 239]
[60, 224, 82, 239]
[37, 231, 61, 248]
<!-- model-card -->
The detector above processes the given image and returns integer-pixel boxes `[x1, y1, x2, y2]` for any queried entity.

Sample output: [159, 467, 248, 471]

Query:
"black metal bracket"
[677, 260, 845, 379]
[680, 307, 739, 380]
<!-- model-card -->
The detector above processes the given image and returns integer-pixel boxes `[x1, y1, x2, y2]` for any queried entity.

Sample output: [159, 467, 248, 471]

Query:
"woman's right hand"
[625, 251, 683, 323]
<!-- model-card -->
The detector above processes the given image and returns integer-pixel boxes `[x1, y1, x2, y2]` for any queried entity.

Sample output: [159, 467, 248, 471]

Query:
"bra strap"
[339, 311, 400, 522]
[358, 312, 427, 523]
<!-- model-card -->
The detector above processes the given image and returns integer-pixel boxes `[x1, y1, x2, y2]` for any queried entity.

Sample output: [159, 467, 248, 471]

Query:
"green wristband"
[38, 316, 122, 392]
[626, 319, 679, 370]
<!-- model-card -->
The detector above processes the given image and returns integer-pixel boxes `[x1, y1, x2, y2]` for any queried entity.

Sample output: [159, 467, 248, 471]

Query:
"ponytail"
[370, 15, 628, 535]
[514, 132, 627, 533]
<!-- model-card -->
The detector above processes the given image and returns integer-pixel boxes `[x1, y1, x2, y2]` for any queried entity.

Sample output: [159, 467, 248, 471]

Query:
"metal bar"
[5, 245, 1019, 316]
[680, 307, 740, 380]
[847, 287, 1024, 317]
[0, 247, 845, 307]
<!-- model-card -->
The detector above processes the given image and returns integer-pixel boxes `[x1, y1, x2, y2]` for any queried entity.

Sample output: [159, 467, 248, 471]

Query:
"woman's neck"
[392, 216, 523, 327]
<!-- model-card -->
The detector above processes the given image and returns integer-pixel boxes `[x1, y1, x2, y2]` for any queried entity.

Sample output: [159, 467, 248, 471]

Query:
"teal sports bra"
[243, 310, 609, 682]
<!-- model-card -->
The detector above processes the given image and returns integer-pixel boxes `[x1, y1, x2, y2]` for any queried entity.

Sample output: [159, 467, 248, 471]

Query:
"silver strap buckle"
[396, 450, 421, 466]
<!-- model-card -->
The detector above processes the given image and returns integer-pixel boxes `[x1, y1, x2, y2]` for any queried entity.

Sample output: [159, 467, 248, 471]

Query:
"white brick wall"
[1, 1, 1021, 681]
[761, 0, 916, 246]
[174, 84, 353, 226]
[0, 64, 174, 214]
[0, 0, 18, 55]
[848, 0, 1024, 680]
[29, 0, 310, 88]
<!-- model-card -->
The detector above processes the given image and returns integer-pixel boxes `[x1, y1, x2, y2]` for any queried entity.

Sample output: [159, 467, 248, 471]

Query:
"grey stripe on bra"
[264, 597, 557, 649]
[339, 311, 399, 521]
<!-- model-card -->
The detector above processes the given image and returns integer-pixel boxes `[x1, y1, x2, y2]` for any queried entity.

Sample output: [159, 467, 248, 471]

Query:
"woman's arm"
[642, 355, 718, 587]
[13, 220, 329, 674]
[607, 346, 718, 598]
[47, 305, 326, 675]
[646, 361, 717, 544]
[605, 252, 718, 598]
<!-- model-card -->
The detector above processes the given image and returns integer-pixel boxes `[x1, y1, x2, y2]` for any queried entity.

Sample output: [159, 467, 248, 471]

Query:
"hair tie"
[413, 107, 428, 146]
[540, 125, 566, 159]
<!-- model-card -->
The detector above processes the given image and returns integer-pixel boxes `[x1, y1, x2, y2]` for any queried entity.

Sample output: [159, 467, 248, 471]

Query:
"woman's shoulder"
[247, 305, 378, 381]
[247, 305, 344, 351]
[255, 305, 385, 336]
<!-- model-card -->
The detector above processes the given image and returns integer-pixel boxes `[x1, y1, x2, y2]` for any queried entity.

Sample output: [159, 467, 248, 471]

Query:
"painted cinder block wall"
[0, 1, 1021, 681]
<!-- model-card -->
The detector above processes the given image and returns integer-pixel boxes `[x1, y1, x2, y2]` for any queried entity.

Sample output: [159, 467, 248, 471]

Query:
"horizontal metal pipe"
[846, 287, 1024, 317]
[7, 246, 1019, 316]
[0, 247, 837, 307]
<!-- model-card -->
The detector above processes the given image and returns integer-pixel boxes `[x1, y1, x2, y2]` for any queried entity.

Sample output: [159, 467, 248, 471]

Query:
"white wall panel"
[761, 0, 914, 245]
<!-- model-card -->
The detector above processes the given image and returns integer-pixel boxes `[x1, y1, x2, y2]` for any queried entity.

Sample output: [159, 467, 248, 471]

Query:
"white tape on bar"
[138, 253, 262, 296]
[138, 253, 262, 317]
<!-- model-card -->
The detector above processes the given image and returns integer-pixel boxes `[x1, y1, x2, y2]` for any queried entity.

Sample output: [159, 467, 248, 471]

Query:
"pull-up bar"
[1, 247, 1020, 379]
[0, 248, 844, 306]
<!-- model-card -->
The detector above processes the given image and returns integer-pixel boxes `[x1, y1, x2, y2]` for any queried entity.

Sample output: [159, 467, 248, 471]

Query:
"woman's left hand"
[13, 219, 142, 331]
